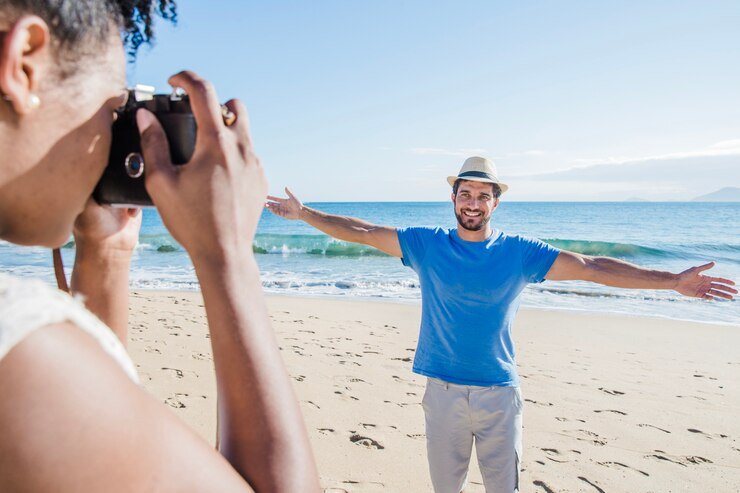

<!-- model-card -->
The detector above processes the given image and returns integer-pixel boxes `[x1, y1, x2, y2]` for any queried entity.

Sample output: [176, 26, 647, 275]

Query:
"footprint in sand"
[593, 409, 627, 415]
[638, 423, 671, 434]
[598, 387, 625, 395]
[687, 428, 729, 439]
[571, 429, 607, 446]
[165, 393, 188, 409]
[317, 428, 335, 435]
[525, 398, 554, 407]
[676, 394, 707, 401]
[339, 360, 362, 367]
[597, 461, 649, 477]
[349, 434, 385, 450]
[646, 450, 713, 466]
[693, 373, 719, 381]
[334, 390, 359, 401]
[533, 479, 556, 492]
[578, 476, 606, 493]
[540, 448, 580, 463]
[304, 400, 321, 409]
[161, 367, 184, 379]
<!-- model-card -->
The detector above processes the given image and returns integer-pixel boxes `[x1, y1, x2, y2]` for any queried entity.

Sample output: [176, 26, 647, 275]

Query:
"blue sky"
[129, 1, 740, 201]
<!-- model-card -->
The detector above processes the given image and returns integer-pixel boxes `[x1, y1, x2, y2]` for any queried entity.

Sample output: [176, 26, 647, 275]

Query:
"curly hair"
[1, 0, 177, 63]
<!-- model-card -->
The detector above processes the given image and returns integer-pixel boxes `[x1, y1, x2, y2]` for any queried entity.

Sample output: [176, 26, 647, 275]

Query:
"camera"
[93, 85, 196, 207]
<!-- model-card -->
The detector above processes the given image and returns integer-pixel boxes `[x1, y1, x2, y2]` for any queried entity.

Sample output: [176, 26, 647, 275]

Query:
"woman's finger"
[168, 71, 223, 138]
[223, 98, 251, 144]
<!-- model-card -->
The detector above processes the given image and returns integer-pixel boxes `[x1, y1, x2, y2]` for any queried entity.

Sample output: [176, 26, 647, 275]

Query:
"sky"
[128, 1, 740, 202]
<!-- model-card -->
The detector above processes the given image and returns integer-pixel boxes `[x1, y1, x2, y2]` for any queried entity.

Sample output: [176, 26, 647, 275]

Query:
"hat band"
[457, 171, 496, 181]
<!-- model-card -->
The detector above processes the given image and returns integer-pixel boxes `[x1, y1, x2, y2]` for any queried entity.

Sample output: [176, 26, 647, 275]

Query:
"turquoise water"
[1, 202, 738, 325]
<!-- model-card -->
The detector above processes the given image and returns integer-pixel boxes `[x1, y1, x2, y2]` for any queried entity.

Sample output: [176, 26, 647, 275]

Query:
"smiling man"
[266, 156, 736, 493]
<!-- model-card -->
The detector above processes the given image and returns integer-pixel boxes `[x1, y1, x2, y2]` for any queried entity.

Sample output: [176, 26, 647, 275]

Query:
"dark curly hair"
[1, 0, 177, 65]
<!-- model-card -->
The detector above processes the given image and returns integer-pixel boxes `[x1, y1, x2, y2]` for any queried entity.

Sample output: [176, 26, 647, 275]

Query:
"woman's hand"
[138, 71, 265, 265]
[136, 71, 320, 491]
[73, 199, 142, 257]
[71, 200, 142, 344]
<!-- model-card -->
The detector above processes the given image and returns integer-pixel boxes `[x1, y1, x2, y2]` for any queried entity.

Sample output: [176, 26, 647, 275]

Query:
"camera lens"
[124, 152, 145, 178]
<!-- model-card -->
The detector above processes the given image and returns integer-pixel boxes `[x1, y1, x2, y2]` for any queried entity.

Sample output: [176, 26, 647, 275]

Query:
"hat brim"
[447, 175, 509, 193]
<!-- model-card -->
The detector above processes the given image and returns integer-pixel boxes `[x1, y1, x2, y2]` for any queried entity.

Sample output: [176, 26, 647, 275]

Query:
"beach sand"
[128, 291, 740, 492]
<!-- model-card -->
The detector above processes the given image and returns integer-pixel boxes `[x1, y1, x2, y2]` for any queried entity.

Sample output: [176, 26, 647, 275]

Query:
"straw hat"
[446, 156, 508, 193]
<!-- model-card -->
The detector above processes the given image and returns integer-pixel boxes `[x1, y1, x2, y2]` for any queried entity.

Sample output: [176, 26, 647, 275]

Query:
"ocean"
[1, 202, 738, 325]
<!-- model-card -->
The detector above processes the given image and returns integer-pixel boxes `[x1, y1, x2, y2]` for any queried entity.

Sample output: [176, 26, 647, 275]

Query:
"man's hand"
[265, 187, 303, 220]
[674, 262, 737, 300]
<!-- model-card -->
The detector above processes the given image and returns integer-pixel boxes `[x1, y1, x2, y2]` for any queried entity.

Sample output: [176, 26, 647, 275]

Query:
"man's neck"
[456, 224, 493, 242]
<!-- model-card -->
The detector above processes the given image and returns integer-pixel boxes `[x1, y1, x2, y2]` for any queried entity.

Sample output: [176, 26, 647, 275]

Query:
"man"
[265, 156, 736, 493]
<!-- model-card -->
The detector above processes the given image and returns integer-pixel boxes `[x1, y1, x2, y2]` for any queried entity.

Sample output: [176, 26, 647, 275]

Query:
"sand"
[127, 291, 740, 492]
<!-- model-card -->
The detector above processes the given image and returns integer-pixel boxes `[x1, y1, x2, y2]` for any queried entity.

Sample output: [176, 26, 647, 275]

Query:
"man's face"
[452, 180, 499, 232]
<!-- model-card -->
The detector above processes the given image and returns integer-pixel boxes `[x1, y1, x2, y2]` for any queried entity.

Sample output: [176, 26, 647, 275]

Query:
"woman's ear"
[0, 15, 50, 115]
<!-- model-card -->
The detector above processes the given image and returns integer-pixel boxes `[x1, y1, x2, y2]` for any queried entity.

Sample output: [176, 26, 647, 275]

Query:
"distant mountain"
[692, 187, 740, 202]
[624, 196, 649, 202]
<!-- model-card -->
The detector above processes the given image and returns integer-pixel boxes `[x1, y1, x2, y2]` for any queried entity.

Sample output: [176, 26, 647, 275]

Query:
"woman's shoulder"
[0, 273, 139, 383]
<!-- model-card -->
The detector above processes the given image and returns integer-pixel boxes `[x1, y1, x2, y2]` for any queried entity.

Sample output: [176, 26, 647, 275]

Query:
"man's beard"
[455, 209, 491, 231]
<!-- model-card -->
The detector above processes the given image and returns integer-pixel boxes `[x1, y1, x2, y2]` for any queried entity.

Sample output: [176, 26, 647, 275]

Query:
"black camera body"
[93, 86, 196, 207]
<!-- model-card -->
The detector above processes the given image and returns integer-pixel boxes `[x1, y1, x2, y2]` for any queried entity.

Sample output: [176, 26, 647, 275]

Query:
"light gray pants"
[422, 378, 523, 493]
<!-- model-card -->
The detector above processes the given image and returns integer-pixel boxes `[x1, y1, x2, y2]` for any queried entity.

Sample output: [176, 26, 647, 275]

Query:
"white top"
[0, 273, 139, 383]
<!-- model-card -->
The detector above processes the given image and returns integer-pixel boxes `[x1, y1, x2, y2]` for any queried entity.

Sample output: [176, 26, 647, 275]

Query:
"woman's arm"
[138, 71, 320, 492]
[70, 204, 142, 345]
[0, 322, 253, 493]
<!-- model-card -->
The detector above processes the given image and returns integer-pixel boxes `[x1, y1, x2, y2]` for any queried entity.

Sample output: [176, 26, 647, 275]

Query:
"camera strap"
[52, 248, 70, 293]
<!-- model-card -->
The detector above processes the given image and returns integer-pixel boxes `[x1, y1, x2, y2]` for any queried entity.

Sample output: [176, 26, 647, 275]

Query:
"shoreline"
[128, 290, 740, 492]
[132, 288, 739, 327]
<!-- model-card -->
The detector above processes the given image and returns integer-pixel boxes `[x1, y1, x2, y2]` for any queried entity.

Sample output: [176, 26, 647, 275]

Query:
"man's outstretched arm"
[266, 187, 402, 257]
[545, 251, 737, 300]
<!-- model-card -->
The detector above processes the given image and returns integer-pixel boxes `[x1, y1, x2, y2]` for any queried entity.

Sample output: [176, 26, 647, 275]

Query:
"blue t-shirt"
[397, 227, 560, 387]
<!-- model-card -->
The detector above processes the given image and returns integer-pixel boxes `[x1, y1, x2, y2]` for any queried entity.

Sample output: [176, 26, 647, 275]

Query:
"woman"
[0, 1, 320, 492]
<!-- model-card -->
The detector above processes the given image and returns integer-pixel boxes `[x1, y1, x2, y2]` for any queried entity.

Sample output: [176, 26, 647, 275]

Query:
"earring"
[27, 93, 40, 110]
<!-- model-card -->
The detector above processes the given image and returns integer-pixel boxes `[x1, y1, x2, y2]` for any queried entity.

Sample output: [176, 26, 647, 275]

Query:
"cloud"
[519, 150, 547, 157]
[511, 139, 740, 182]
[409, 147, 489, 157]
[709, 139, 740, 150]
